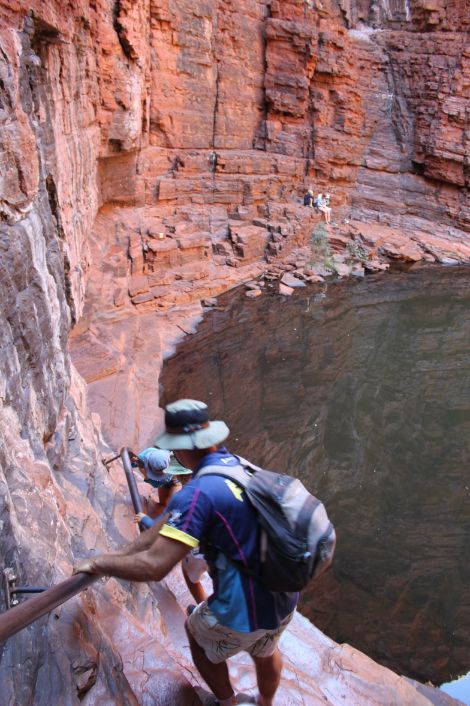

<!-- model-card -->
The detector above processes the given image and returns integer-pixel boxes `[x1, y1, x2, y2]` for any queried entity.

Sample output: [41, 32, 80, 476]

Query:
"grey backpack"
[198, 456, 336, 592]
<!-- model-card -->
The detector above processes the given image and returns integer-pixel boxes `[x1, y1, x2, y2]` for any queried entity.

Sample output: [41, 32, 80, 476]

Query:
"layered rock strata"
[70, 0, 469, 444]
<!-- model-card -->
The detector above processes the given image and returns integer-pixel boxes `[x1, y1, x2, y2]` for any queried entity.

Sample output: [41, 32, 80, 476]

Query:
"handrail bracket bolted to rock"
[0, 572, 99, 643]
[0, 448, 144, 643]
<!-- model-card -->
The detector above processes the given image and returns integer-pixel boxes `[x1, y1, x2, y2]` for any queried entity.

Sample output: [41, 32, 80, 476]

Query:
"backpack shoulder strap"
[196, 458, 268, 584]
[233, 455, 262, 473]
[196, 461, 251, 488]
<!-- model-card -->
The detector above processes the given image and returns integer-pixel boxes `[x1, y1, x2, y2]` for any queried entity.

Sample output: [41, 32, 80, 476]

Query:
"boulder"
[245, 289, 262, 299]
[230, 223, 270, 261]
[279, 283, 294, 295]
[281, 272, 307, 288]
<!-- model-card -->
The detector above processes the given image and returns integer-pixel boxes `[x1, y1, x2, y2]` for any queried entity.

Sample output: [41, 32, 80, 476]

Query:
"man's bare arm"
[73, 535, 191, 582]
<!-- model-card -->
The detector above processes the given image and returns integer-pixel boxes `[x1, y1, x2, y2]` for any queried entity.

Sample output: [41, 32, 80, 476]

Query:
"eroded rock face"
[0, 0, 469, 704]
[0, 3, 200, 703]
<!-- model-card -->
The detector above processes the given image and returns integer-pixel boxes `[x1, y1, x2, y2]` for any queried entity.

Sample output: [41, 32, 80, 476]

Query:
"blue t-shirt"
[159, 449, 298, 632]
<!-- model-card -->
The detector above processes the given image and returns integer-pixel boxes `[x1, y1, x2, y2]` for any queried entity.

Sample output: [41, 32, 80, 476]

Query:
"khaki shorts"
[186, 601, 294, 664]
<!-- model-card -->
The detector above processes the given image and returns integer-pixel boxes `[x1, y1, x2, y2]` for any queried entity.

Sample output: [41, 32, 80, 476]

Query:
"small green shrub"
[310, 223, 332, 266]
[347, 240, 369, 263]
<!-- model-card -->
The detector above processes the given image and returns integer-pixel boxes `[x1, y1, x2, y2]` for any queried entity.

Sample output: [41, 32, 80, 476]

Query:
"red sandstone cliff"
[0, 1, 468, 704]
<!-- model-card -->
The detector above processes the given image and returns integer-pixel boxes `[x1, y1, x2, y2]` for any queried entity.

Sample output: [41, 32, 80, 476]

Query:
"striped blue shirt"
[160, 449, 298, 631]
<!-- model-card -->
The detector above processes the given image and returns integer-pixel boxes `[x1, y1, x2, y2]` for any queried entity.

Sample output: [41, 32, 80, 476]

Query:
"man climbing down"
[74, 399, 299, 706]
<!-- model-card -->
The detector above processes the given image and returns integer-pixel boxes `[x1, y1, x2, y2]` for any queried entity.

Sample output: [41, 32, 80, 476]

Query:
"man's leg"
[182, 553, 209, 604]
[185, 621, 235, 703]
[252, 649, 283, 706]
[183, 566, 207, 604]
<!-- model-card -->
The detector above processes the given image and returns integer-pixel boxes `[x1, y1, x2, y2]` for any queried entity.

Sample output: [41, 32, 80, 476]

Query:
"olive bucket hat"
[154, 399, 230, 450]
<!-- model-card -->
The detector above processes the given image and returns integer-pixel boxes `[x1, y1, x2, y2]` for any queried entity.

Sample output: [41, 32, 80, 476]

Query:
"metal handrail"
[0, 448, 144, 643]
[0, 573, 98, 643]
[121, 447, 146, 533]
[120, 447, 144, 516]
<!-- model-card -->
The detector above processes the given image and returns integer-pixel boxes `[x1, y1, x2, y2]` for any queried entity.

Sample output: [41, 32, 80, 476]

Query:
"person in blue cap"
[75, 399, 298, 706]
[130, 446, 192, 519]
[131, 447, 209, 603]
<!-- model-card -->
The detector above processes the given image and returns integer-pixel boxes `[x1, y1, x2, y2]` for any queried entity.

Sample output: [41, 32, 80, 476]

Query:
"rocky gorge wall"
[69, 0, 470, 449]
[0, 1, 469, 704]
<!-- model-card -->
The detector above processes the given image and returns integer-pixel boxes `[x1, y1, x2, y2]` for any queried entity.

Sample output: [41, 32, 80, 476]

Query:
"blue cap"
[137, 448, 171, 481]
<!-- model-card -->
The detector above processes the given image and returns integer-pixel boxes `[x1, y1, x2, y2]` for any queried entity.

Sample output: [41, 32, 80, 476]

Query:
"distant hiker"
[303, 189, 315, 207]
[317, 193, 332, 224]
[130, 447, 192, 510]
[75, 399, 299, 706]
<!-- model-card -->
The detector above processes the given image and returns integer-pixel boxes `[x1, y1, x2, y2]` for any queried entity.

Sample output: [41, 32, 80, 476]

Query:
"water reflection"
[160, 266, 470, 684]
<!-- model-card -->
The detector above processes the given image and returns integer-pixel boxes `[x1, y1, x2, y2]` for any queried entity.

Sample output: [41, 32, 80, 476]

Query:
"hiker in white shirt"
[317, 193, 331, 224]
